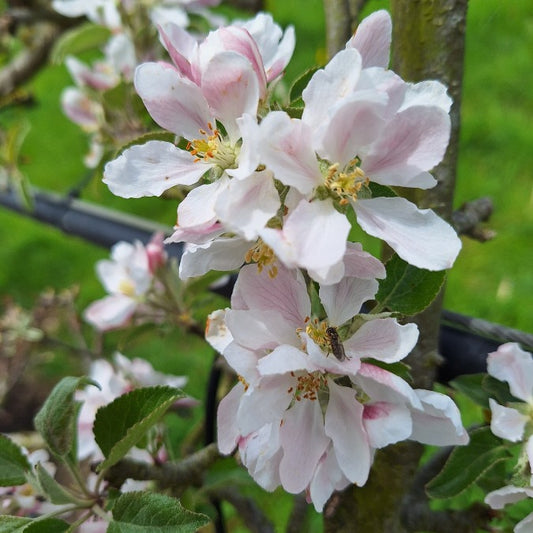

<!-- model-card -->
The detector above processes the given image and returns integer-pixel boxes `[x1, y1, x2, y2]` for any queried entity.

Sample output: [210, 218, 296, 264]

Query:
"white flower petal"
[410, 390, 469, 445]
[363, 402, 412, 448]
[217, 383, 244, 454]
[485, 485, 533, 510]
[354, 196, 461, 271]
[325, 380, 371, 485]
[103, 141, 208, 198]
[489, 398, 528, 442]
[487, 343, 533, 402]
[343, 318, 418, 363]
[279, 399, 330, 493]
[319, 277, 378, 326]
[346, 10, 392, 68]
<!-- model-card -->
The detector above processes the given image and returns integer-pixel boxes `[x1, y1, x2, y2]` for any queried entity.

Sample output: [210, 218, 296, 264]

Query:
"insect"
[325, 326, 346, 362]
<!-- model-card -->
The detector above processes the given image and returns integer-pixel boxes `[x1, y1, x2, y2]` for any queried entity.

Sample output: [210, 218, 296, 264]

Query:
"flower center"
[118, 279, 136, 297]
[245, 240, 278, 278]
[324, 158, 369, 205]
[288, 370, 326, 402]
[303, 319, 346, 361]
[186, 123, 237, 168]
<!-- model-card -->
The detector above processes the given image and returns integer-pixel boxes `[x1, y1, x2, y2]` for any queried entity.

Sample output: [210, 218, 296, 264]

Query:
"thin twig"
[452, 197, 495, 242]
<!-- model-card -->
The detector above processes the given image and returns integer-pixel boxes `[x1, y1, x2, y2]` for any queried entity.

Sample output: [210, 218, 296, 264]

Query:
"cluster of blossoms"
[84, 233, 167, 330]
[54, 0, 223, 168]
[100, 9, 468, 509]
[484, 343, 533, 533]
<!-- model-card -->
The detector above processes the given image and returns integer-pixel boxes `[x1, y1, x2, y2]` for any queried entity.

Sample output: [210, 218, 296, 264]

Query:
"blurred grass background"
[0, 1, 531, 530]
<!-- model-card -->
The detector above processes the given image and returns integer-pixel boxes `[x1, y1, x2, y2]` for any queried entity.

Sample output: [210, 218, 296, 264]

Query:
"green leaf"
[33, 376, 99, 459]
[34, 463, 76, 505]
[94, 386, 185, 472]
[107, 491, 210, 532]
[288, 66, 320, 106]
[482, 374, 520, 405]
[0, 517, 32, 532]
[376, 254, 446, 315]
[0, 434, 30, 487]
[0, 517, 69, 533]
[450, 373, 491, 408]
[426, 426, 511, 499]
[51, 23, 111, 64]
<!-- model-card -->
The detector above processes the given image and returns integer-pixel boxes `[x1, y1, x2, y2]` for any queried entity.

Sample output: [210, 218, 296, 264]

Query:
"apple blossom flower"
[206, 262, 468, 510]
[256, 10, 461, 276]
[84, 234, 166, 331]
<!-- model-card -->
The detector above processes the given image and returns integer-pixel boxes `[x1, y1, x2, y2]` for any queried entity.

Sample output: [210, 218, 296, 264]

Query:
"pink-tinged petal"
[487, 343, 533, 402]
[65, 56, 117, 90]
[325, 379, 371, 485]
[84, 295, 137, 331]
[343, 242, 386, 279]
[362, 105, 451, 188]
[317, 91, 387, 166]
[201, 52, 260, 142]
[239, 13, 295, 82]
[238, 375, 293, 434]
[104, 34, 136, 81]
[177, 176, 230, 228]
[319, 277, 378, 326]
[103, 141, 208, 198]
[231, 263, 310, 328]
[226, 310, 299, 351]
[346, 10, 392, 68]
[240, 423, 282, 491]
[279, 399, 330, 493]
[178, 237, 251, 279]
[400, 80, 452, 114]
[410, 390, 469, 445]
[166, 221, 224, 245]
[302, 48, 362, 129]
[158, 23, 197, 81]
[354, 196, 462, 271]
[258, 345, 316, 375]
[489, 399, 527, 442]
[344, 318, 418, 363]
[217, 382, 244, 454]
[215, 170, 280, 240]
[363, 401, 412, 448]
[261, 199, 351, 279]
[206, 309, 233, 354]
[259, 112, 322, 194]
[485, 485, 533, 509]
[355, 363, 422, 408]
[208, 26, 267, 97]
[61, 87, 101, 130]
[308, 446, 351, 512]
[134, 62, 213, 139]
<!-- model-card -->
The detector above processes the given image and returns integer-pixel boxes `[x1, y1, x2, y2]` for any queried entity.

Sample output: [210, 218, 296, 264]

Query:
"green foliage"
[0, 517, 69, 533]
[33, 463, 76, 505]
[33, 376, 99, 460]
[94, 386, 185, 472]
[375, 254, 446, 315]
[0, 435, 30, 487]
[107, 491, 210, 532]
[451, 373, 519, 409]
[51, 23, 111, 64]
[426, 427, 512, 499]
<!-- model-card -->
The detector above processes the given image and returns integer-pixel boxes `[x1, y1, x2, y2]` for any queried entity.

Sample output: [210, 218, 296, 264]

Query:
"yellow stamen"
[324, 158, 369, 203]
[245, 240, 278, 278]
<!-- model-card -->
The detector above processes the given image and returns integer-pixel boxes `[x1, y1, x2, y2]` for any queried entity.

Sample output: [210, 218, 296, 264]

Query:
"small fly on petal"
[325, 326, 346, 362]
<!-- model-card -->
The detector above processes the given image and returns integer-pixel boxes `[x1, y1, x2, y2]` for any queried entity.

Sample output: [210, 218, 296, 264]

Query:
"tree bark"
[323, 1, 468, 531]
